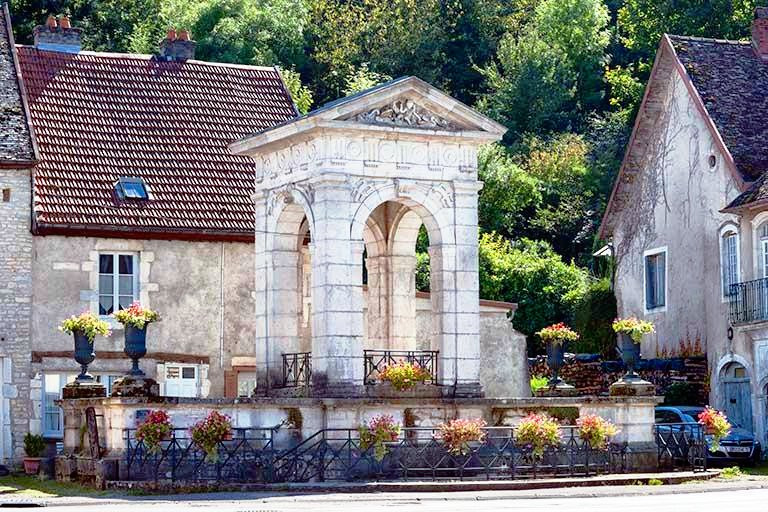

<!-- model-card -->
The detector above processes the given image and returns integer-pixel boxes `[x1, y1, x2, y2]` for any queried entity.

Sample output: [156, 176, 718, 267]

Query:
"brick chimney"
[753, 7, 768, 60]
[159, 28, 196, 61]
[33, 14, 81, 54]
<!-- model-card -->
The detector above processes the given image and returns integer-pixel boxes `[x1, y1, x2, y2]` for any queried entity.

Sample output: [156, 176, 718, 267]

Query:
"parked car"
[655, 406, 762, 466]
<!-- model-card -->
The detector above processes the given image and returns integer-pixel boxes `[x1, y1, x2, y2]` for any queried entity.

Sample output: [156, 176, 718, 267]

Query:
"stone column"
[364, 255, 389, 348]
[254, 192, 303, 391]
[310, 176, 365, 394]
[432, 182, 483, 396]
[388, 254, 417, 350]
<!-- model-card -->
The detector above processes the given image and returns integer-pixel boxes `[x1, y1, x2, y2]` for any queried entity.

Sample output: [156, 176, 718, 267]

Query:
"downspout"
[219, 242, 225, 369]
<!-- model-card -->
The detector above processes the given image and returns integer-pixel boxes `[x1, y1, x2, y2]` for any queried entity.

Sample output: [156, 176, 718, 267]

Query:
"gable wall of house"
[612, 69, 741, 363]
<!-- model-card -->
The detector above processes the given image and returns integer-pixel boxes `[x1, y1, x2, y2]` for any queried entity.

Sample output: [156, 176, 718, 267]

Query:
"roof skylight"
[115, 177, 148, 200]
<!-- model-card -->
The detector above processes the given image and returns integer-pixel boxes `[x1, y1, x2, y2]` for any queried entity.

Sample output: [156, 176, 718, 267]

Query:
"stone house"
[601, 8, 768, 450]
[0, 6, 526, 462]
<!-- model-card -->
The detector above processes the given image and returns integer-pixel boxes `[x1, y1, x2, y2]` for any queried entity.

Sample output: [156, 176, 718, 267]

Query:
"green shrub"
[647, 478, 663, 486]
[663, 382, 700, 406]
[23, 433, 45, 458]
[720, 466, 743, 479]
[530, 375, 549, 394]
[569, 277, 616, 356]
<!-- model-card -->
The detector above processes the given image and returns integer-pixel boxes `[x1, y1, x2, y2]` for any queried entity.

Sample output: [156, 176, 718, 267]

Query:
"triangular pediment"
[341, 97, 464, 131]
[229, 76, 506, 156]
[314, 77, 505, 135]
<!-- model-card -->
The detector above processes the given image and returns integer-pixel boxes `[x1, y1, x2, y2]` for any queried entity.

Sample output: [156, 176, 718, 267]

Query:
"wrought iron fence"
[282, 352, 311, 388]
[123, 426, 626, 483]
[363, 350, 439, 385]
[123, 427, 284, 482]
[729, 278, 768, 325]
[654, 423, 707, 471]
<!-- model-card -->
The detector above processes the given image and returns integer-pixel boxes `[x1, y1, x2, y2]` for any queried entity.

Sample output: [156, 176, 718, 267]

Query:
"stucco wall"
[31, 236, 256, 397]
[612, 70, 740, 366]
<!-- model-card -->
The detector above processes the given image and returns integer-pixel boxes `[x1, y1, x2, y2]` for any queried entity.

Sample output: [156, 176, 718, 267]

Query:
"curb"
[105, 470, 720, 495]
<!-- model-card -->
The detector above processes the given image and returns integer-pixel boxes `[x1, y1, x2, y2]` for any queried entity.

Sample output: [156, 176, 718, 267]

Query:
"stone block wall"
[0, 167, 34, 461]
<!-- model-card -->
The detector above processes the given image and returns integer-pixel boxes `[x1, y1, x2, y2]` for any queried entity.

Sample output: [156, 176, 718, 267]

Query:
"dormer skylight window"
[115, 177, 148, 200]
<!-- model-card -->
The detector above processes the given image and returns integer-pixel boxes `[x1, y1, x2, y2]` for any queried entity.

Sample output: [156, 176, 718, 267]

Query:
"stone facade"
[0, 167, 34, 461]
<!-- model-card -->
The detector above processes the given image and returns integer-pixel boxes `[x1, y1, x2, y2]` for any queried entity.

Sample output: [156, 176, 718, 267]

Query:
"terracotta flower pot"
[23, 457, 41, 475]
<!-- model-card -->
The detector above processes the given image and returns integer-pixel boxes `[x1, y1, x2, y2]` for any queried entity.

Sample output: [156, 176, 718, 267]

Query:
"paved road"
[6, 486, 768, 511]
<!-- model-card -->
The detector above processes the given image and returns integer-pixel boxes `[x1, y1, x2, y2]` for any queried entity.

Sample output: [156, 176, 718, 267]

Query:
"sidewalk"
[6, 469, 763, 507]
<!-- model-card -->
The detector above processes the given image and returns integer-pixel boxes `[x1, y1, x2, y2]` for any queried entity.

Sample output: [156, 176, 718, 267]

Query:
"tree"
[618, 0, 755, 57]
[478, 233, 587, 343]
[479, 0, 610, 141]
[280, 68, 314, 114]
[342, 63, 392, 96]
[160, 0, 308, 67]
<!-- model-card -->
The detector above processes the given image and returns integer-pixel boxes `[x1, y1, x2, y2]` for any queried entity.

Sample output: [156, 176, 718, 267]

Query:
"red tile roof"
[16, 47, 298, 240]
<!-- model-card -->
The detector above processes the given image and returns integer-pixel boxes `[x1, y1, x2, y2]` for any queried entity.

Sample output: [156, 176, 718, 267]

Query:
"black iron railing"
[282, 352, 311, 388]
[364, 350, 439, 385]
[124, 427, 281, 482]
[729, 278, 768, 325]
[654, 423, 707, 471]
[123, 426, 627, 483]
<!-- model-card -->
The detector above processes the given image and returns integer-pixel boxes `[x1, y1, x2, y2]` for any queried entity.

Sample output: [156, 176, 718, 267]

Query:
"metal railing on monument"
[281, 352, 312, 388]
[654, 423, 707, 471]
[363, 349, 439, 385]
[122, 425, 628, 484]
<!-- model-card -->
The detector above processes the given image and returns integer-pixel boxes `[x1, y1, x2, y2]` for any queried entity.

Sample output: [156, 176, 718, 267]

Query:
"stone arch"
[716, 355, 754, 433]
[350, 181, 452, 247]
[256, 190, 315, 389]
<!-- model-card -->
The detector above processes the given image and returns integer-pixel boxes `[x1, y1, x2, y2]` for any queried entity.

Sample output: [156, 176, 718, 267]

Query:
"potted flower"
[576, 414, 619, 450]
[22, 433, 46, 475]
[536, 323, 579, 390]
[113, 302, 159, 377]
[59, 312, 111, 382]
[358, 414, 401, 461]
[379, 361, 432, 391]
[612, 317, 654, 378]
[436, 418, 487, 456]
[514, 413, 561, 459]
[190, 411, 232, 463]
[136, 410, 173, 455]
[697, 406, 731, 452]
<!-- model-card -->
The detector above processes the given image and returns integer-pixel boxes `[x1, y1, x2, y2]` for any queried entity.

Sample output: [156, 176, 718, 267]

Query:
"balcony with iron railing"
[729, 278, 768, 325]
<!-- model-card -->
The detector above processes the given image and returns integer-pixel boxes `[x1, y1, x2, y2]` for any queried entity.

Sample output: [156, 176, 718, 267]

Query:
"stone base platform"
[57, 394, 663, 474]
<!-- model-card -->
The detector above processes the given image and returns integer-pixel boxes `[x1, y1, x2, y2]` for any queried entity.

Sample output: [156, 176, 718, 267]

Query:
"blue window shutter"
[657, 252, 666, 307]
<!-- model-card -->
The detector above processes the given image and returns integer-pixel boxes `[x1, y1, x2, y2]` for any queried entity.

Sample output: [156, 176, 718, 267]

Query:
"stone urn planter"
[617, 333, 641, 380]
[124, 325, 148, 377]
[545, 340, 570, 389]
[73, 330, 96, 383]
[610, 318, 655, 396]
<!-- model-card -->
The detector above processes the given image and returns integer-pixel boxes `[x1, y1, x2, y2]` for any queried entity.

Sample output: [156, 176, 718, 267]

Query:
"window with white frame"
[720, 226, 740, 297]
[644, 248, 666, 311]
[42, 372, 121, 438]
[759, 223, 768, 278]
[164, 364, 199, 397]
[98, 253, 139, 316]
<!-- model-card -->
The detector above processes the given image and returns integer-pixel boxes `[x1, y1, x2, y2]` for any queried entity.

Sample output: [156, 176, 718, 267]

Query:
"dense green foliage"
[10, 0, 755, 349]
[570, 278, 617, 356]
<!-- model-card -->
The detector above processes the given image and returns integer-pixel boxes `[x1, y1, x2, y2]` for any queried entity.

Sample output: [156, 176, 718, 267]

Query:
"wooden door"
[723, 367, 753, 432]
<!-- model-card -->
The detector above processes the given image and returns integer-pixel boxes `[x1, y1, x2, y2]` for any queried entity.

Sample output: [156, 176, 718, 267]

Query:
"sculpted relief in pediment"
[347, 98, 461, 131]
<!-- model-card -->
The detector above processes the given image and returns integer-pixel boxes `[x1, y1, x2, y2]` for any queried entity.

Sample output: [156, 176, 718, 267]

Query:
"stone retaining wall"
[529, 355, 708, 403]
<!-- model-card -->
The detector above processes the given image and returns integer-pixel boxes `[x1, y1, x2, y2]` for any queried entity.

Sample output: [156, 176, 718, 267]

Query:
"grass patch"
[742, 463, 768, 476]
[719, 466, 743, 479]
[647, 478, 663, 486]
[0, 475, 111, 498]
